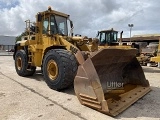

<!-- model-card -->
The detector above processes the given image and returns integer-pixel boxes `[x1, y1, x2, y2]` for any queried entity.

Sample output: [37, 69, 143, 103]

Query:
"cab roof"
[99, 28, 118, 33]
[39, 7, 69, 18]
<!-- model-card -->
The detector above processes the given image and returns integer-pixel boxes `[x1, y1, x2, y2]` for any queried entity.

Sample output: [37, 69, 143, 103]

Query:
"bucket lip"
[89, 48, 138, 58]
[75, 86, 151, 117]
[107, 86, 151, 116]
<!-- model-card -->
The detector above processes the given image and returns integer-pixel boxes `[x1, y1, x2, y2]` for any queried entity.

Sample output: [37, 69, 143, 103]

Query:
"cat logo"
[70, 46, 78, 54]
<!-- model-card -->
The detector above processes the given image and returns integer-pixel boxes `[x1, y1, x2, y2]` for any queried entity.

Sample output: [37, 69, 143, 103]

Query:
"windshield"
[54, 15, 68, 35]
[99, 31, 118, 44]
[42, 15, 68, 35]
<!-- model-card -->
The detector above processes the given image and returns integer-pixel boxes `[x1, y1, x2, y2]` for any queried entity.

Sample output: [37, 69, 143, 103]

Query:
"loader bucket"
[74, 48, 151, 116]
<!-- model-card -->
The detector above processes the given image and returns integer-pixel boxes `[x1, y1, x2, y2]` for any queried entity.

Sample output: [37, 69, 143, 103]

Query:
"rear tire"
[42, 49, 78, 90]
[15, 50, 36, 77]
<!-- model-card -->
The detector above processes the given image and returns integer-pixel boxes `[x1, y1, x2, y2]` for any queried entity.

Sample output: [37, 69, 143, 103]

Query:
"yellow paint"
[47, 59, 58, 80]
[98, 45, 132, 49]
[150, 40, 160, 62]
[150, 56, 160, 62]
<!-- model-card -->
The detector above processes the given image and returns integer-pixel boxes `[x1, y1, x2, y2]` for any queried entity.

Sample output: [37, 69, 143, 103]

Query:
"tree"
[15, 32, 26, 43]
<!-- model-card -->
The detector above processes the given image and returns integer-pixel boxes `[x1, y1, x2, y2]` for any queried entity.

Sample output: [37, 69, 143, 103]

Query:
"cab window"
[43, 18, 49, 34]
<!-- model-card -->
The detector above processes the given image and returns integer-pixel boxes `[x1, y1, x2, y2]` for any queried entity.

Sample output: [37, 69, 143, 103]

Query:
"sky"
[0, 0, 159, 38]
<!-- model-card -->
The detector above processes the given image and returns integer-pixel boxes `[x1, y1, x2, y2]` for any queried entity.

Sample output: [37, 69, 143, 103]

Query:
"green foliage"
[15, 32, 26, 43]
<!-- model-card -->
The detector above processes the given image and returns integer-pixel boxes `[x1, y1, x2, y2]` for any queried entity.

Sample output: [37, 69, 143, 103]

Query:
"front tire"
[42, 49, 78, 90]
[15, 50, 36, 77]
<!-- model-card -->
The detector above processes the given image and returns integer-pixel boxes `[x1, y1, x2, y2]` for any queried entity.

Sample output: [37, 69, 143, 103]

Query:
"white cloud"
[0, 0, 159, 38]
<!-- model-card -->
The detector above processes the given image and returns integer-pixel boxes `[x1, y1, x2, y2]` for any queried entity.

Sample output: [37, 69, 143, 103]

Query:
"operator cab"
[42, 15, 68, 36]
[37, 6, 73, 36]
[97, 28, 118, 45]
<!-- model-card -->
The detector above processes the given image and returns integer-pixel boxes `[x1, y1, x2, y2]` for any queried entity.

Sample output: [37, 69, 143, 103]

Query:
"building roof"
[121, 34, 160, 42]
[133, 34, 160, 37]
[0, 36, 16, 45]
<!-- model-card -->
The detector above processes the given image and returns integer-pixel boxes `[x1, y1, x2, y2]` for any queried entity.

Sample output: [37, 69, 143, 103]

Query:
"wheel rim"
[47, 60, 58, 80]
[16, 56, 22, 70]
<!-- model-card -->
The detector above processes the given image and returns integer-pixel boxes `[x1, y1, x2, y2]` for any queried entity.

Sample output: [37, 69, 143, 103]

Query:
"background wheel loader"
[138, 42, 158, 67]
[96, 28, 152, 65]
[96, 28, 141, 51]
[96, 28, 159, 67]
[13, 7, 151, 116]
[150, 39, 160, 67]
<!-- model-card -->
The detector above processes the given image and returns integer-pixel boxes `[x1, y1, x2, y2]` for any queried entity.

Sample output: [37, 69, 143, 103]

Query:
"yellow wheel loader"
[150, 39, 160, 65]
[97, 29, 152, 66]
[13, 7, 151, 116]
[96, 28, 141, 50]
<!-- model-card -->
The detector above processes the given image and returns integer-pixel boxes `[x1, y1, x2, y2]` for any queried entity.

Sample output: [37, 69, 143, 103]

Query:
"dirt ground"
[0, 56, 160, 120]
